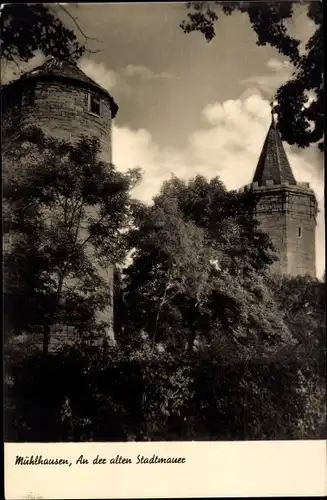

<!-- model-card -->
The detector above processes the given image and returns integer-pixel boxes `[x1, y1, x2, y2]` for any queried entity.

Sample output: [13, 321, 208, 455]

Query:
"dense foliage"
[5, 340, 325, 442]
[4, 169, 326, 441]
[0, 4, 85, 64]
[180, 1, 323, 151]
[121, 176, 292, 358]
[3, 3, 325, 441]
[3, 127, 140, 353]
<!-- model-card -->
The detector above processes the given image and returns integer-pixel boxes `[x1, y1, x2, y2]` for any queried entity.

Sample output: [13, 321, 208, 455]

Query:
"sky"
[2, 2, 324, 278]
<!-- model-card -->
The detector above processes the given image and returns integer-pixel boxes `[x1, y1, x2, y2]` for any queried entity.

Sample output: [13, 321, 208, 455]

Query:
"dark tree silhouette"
[0, 3, 95, 65]
[180, 1, 323, 151]
[3, 126, 141, 354]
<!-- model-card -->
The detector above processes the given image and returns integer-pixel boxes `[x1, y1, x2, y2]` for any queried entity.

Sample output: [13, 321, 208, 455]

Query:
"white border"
[5, 440, 327, 499]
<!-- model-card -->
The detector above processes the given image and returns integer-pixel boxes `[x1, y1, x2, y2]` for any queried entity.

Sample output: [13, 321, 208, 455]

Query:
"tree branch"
[153, 265, 173, 344]
[56, 4, 103, 46]
[79, 209, 110, 249]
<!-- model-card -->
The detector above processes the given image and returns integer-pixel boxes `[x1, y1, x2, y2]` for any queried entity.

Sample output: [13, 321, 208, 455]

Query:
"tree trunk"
[187, 329, 196, 355]
[187, 301, 198, 354]
[43, 272, 65, 357]
[153, 266, 172, 344]
[43, 324, 50, 356]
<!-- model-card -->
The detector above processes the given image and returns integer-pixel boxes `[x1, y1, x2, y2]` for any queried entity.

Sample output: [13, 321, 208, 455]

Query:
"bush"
[189, 358, 326, 440]
[4, 342, 326, 442]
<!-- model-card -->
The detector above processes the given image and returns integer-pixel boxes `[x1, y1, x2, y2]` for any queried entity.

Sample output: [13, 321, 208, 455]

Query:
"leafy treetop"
[0, 3, 86, 65]
[3, 125, 141, 352]
[122, 175, 293, 359]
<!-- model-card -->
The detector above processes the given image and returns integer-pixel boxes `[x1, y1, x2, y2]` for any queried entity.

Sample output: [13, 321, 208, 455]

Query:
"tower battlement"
[240, 180, 313, 192]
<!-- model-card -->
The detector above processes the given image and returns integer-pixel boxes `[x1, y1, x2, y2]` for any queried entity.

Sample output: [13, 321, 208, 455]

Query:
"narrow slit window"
[298, 226, 302, 238]
[24, 87, 35, 106]
[89, 93, 101, 116]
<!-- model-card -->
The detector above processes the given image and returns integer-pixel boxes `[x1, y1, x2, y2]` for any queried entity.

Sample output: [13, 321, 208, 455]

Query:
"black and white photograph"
[2, 1, 325, 448]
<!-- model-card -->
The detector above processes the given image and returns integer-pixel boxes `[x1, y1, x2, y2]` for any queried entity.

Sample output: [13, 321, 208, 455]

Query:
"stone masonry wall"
[255, 204, 288, 274]
[286, 192, 316, 277]
[20, 80, 112, 163]
[254, 186, 317, 277]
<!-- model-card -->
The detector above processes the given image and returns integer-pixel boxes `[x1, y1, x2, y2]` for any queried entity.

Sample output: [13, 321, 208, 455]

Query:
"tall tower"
[2, 58, 119, 338]
[241, 111, 318, 277]
[2, 57, 118, 163]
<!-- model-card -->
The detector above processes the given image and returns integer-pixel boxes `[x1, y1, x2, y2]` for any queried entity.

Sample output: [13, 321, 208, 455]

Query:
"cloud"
[239, 4, 319, 97]
[0, 54, 123, 93]
[266, 58, 292, 72]
[78, 58, 131, 95]
[1, 55, 129, 96]
[240, 57, 294, 96]
[78, 59, 120, 91]
[2, 55, 323, 277]
[113, 92, 324, 278]
[1, 54, 173, 97]
[123, 64, 174, 81]
[285, 3, 317, 55]
[78, 60, 174, 94]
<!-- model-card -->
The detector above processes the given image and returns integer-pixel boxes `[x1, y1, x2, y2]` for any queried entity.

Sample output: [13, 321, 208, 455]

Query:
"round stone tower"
[2, 57, 118, 163]
[2, 57, 119, 340]
[240, 112, 318, 277]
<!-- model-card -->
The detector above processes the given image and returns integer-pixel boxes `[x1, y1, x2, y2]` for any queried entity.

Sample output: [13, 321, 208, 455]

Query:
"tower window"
[24, 87, 35, 106]
[88, 93, 101, 116]
[298, 226, 302, 238]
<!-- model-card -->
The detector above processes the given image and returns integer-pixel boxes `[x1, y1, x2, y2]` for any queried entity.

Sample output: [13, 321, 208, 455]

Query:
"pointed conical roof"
[253, 113, 296, 186]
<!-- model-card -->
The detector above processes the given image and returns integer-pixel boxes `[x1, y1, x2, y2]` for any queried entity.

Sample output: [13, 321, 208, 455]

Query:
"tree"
[5, 170, 325, 442]
[0, 3, 97, 66]
[180, 1, 323, 151]
[158, 175, 277, 274]
[122, 189, 215, 351]
[122, 175, 293, 359]
[268, 273, 326, 369]
[3, 126, 141, 354]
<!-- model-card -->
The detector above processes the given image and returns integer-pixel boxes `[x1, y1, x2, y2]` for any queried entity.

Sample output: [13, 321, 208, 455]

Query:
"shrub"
[4, 342, 325, 442]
